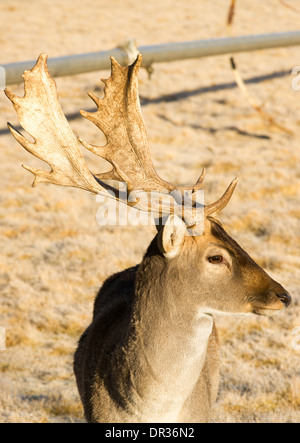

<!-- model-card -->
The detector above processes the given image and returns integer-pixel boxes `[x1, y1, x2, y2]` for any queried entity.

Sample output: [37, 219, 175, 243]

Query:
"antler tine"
[185, 168, 206, 194]
[204, 177, 238, 216]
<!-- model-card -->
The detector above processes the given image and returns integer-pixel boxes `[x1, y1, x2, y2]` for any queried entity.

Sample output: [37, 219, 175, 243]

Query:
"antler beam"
[5, 53, 237, 228]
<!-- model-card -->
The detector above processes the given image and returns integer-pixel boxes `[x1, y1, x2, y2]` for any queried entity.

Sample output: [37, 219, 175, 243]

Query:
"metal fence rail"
[3, 31, 300, 86]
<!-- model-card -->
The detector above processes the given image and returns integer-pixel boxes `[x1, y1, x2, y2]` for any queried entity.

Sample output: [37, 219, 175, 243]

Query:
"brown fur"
[74, 218, 291, 423]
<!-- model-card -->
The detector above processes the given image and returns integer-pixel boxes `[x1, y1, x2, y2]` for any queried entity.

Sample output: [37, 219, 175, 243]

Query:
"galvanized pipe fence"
[2, 31, 300, 86]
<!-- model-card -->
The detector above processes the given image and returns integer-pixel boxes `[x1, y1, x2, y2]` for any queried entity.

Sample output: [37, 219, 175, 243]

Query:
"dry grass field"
[0, 0, 299, 423]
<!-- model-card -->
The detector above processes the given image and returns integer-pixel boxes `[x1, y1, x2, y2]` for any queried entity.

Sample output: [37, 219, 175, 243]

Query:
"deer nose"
[276, 291, 291, 308]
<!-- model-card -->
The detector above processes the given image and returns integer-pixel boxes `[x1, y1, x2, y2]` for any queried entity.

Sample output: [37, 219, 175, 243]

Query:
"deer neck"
[118, 248, 214, 421]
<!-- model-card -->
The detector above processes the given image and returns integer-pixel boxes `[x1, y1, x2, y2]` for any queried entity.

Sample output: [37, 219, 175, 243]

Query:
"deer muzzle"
[274, 290, 291, 309]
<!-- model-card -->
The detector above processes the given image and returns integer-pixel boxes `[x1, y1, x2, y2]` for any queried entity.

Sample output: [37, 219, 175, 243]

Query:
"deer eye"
[208, 255, 223, 264]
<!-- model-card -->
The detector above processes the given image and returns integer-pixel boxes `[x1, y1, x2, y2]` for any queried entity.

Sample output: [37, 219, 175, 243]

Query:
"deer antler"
[80, 55, 172, 193]
[5, 54, 110, 196]
[79, 54, 206, 196]
[80, 53, 237, 216]
[5, 53, 237, 227]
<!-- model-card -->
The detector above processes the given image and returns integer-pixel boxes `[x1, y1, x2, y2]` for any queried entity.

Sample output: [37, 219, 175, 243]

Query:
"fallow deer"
[5, 54, 291, 423]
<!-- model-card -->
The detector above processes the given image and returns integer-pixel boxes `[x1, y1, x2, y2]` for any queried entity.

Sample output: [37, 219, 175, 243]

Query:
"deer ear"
[159, 215, 186, 259]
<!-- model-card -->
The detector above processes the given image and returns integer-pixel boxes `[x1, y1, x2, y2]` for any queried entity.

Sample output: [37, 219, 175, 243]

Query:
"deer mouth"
[252, 298, 291, 317]
[251, 289, 291, 316]
[252, 307, 284, 317]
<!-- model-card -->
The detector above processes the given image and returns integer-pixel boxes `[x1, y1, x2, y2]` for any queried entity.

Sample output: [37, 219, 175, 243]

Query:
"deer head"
[5, 53, 291, 319]
[152, 215, 291, 317]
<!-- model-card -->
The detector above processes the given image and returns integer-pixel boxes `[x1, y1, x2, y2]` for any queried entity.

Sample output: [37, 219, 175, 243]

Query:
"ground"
[0, 0, 299, 423]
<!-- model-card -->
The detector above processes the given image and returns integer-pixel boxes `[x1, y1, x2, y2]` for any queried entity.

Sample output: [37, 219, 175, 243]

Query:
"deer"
[5, 53, 291, 423]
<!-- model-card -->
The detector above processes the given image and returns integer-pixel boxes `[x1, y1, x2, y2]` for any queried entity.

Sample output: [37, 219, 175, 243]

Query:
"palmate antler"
[5, 53, 237, 227]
